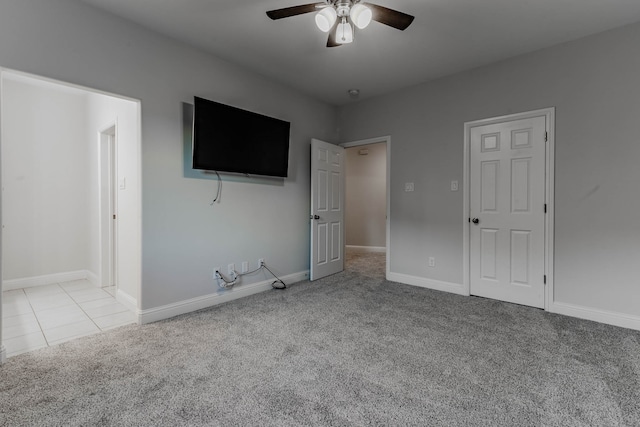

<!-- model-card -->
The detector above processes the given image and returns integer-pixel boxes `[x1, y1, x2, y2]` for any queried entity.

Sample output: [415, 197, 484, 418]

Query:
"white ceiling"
[79, 0, 640, 106]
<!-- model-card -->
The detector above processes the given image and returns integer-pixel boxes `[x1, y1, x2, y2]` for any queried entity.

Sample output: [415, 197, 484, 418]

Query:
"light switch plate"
[451, 180, 459, 191]
[404, 182, 414, 192]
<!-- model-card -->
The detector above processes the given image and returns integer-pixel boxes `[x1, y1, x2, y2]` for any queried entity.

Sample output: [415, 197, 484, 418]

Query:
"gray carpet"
[1, 252, 640, 426]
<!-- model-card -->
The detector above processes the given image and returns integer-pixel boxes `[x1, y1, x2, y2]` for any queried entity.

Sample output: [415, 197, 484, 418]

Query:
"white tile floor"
[2, 280, 136, 358]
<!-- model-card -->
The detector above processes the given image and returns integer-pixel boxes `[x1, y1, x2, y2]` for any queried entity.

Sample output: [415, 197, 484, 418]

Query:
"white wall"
[1, 77, 90, 281]
[339, 22, 640, 320]
[345, 143, 386, 248]
[0, 0, 337, 315]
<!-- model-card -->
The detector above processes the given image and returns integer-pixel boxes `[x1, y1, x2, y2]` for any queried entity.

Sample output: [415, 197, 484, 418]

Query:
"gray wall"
[345, 143, 386, 248]
[339, 22, 640, 318]
[0, 0, 338, 310]
[1, 0, 638, 326]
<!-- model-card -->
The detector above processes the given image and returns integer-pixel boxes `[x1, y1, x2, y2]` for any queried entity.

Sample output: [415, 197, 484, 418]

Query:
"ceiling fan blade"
[326, 19, 341, 47]
[266, 3, 324, 20]
[364, 3, 415, 30]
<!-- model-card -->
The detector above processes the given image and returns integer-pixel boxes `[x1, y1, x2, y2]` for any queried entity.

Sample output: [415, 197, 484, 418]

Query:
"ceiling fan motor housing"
[335, 1, 352, 17]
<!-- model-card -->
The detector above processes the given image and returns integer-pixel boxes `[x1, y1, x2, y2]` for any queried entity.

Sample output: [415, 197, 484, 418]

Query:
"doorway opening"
[341, 136, 390, 279]
[0, 69, 142, 361]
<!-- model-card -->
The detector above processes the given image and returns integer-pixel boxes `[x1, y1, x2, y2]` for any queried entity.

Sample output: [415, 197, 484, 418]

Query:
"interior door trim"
[463, 108, 555, 310]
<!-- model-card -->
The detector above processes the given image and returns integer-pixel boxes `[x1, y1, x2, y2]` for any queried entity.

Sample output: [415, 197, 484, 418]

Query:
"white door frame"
[340, 136, 391, 279]
[99, 123, 118, 289]
[0, 68, 142, 364]
[0, 69, 5, 364]
[463, 108, 555, 309]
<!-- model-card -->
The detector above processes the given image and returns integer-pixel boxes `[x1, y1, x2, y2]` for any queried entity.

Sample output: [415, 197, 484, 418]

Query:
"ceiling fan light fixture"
[336, 19, 353, 44]
[350, 3, 372, 29]
[315, 7, 337, 32]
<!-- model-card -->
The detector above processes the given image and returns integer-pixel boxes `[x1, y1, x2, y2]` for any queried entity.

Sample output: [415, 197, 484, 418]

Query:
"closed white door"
[469, 116, 546, 308]
[310, 139, 344, 281]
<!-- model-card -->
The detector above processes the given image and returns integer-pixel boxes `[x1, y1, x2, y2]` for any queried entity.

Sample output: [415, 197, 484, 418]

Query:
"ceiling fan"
[266, 1, 415, 47]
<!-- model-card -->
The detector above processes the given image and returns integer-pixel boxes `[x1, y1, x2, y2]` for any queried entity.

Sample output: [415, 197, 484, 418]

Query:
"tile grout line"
[60, 282, 132, 331]
[59, 281, 106, 332]
[22, 287, 52, 346]
[5, 280, 134, 357]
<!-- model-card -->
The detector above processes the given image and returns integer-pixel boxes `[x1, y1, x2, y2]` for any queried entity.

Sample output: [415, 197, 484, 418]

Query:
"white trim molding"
[0, 345, 6, 365]
[116, 289, 138, 316]
[138, 270, 309, 324]
[86, 271, 101, 287]
[463, 107, 555, 307]
[2, 270, 96, 291]
[550, 302, 640, 331]
[346, 245, 386, 253]
[387, 272, 466, 296]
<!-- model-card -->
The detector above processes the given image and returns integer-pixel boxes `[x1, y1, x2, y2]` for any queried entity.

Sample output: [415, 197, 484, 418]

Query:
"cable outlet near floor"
[241, 261, 249, 273]
[228, 263, 235, 275]
[258, 258, 265, 267]
[428, 257, 435, 267]
[213, 267, 220, 279]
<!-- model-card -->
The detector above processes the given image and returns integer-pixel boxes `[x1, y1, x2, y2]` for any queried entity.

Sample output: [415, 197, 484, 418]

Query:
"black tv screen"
[192, 96, 291, 177]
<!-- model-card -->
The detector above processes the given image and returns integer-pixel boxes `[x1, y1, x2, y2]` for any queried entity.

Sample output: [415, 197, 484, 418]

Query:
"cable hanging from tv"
[215, 261, 286, 290]
[210, 171, 222, 205]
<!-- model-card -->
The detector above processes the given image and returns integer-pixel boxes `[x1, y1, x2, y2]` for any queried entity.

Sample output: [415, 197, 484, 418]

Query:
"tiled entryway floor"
[2, 280, 136, 358]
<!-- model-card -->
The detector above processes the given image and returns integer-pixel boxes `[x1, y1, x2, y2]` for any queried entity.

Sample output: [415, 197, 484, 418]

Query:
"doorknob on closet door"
[472, 218, 480, 224]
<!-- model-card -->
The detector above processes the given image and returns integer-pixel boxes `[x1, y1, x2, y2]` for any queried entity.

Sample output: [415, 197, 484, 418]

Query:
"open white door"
[310, 139, 345, 281]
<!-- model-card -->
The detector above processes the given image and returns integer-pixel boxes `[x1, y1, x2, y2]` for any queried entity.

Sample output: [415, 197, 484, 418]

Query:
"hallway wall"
[1, 77, 90, 283]
[345, 143, 386, 249]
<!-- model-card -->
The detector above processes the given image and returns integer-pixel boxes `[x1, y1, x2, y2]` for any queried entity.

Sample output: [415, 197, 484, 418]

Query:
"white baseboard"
[86, 271, 101, 287]
[138, 270, 309, 324]
[346, 245, 386, 253]
[387, 271, 466, 295]
[0, 345, 6, 365]
[116, 289, 138, 317]
[550, 301, 640, 331]
[3, 270, 90, 291]
[387, 272, 640, 331]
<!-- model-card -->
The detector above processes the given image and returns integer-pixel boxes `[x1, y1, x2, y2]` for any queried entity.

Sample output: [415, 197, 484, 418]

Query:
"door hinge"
[544, 275, 547, 284]
[544, 204, 547, 213]
[544, 132, 548, 142]
[113, 214, 116, 220]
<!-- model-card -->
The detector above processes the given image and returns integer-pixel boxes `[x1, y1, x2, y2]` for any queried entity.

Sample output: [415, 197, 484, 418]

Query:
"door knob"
[472, 218, 480, 224]
[310, 215, 320, 220]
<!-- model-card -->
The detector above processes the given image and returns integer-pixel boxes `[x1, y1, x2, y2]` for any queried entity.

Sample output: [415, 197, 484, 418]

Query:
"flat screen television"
[192, 96, 291, 178]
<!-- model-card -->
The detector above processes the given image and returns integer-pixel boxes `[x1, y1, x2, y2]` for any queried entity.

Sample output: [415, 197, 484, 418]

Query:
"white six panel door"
[470, 116, 546, 308]
[310, 139, 344, 281]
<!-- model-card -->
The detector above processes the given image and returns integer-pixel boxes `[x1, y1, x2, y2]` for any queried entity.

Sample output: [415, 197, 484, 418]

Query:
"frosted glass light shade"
[315, 7, 337, 32]
[336, 21, 353, 44]
[350, 4, 372, 29]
